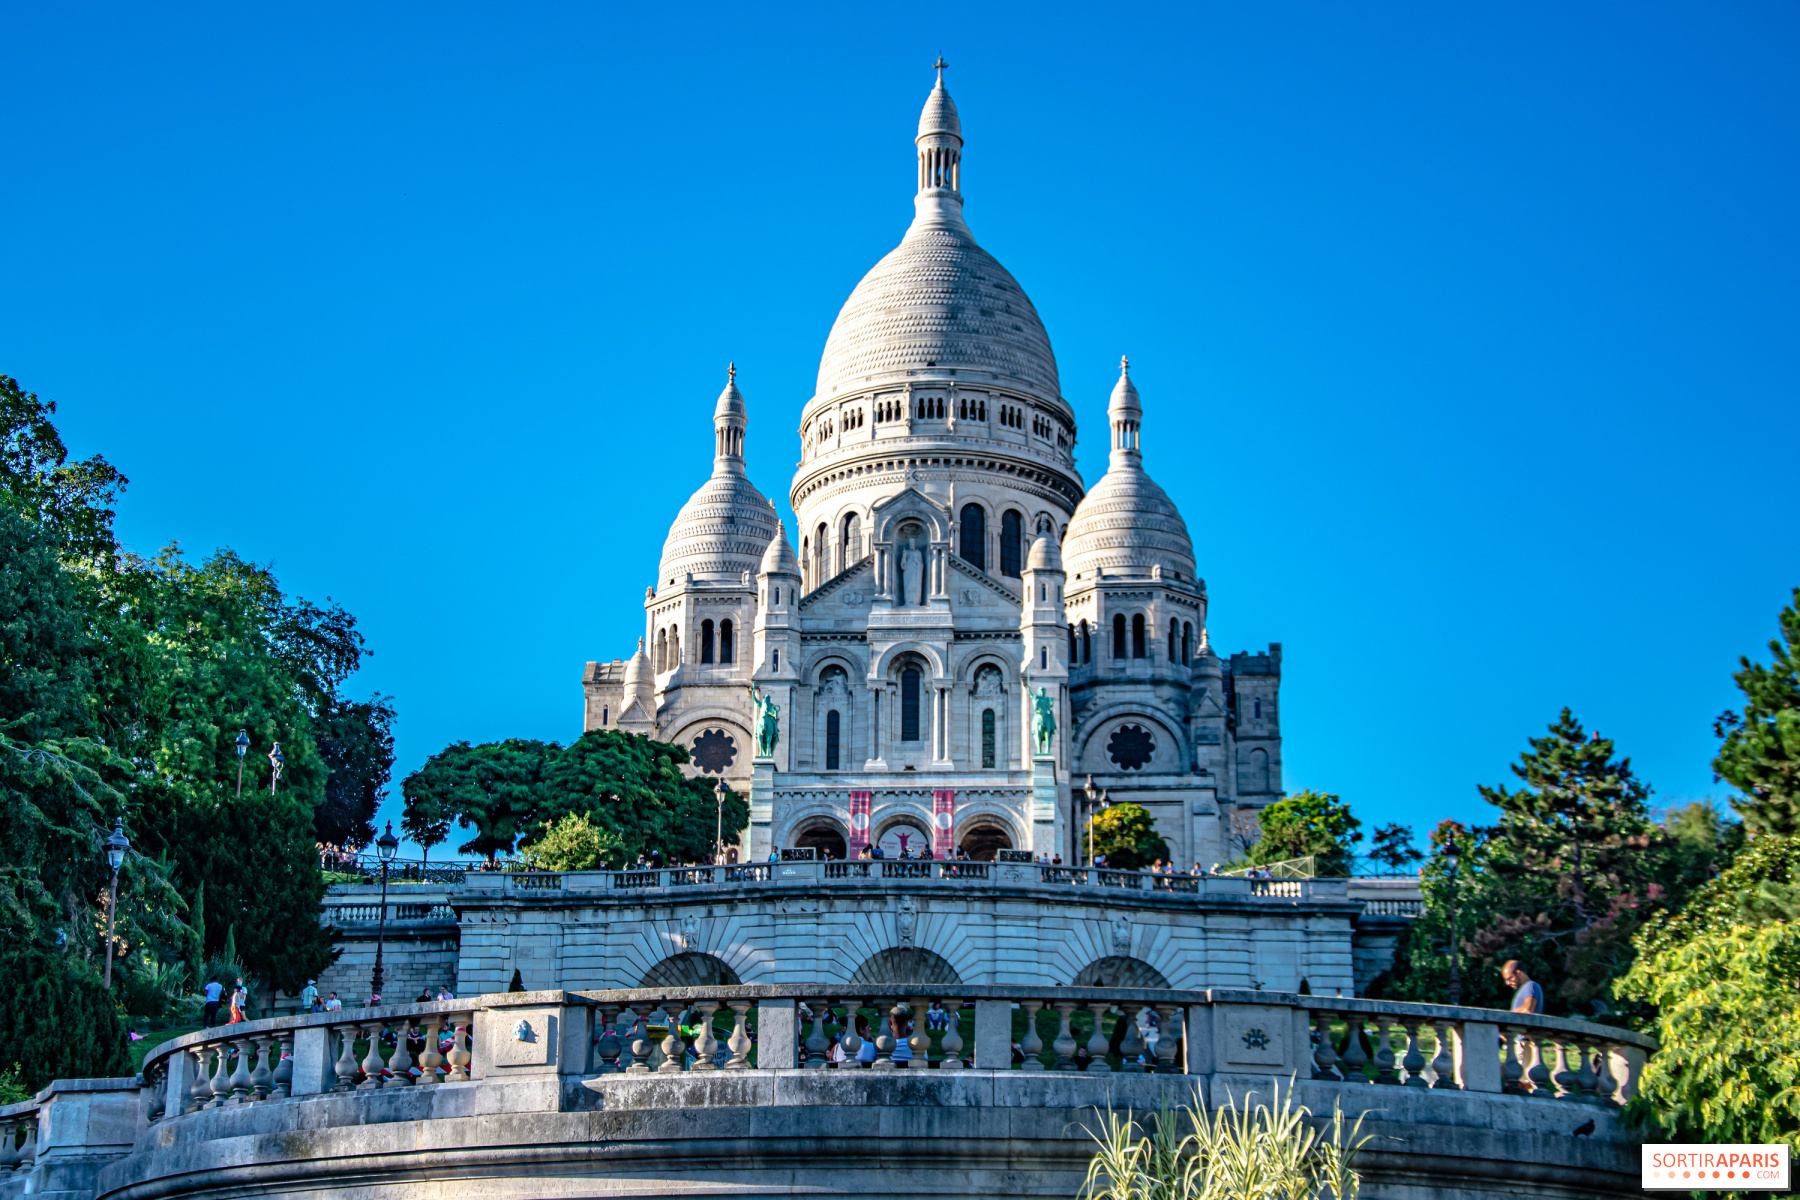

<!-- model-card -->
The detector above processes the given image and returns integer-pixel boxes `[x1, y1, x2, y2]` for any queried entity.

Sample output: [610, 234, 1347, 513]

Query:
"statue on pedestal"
[1022, 670, 1056, 756]
[751, 684, 780, 758]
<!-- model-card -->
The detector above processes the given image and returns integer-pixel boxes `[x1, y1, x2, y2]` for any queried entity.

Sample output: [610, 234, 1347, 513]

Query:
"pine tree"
[1714, 587, 1800, 835]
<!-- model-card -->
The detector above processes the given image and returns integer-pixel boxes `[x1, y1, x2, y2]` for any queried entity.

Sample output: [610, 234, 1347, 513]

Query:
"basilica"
[582, 66, 1284, 868]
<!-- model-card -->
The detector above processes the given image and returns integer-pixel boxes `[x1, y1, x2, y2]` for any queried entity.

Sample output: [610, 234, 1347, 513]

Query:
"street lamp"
[102, 817, 129, 988]
[714, 779, 730, 865]
[1081, 776, 1111, 866]
[1444, 832, 1462, 1006]
[370, 821, 400, 1002]
[234, 730, 249, 796]
[268, 742, 284, 795]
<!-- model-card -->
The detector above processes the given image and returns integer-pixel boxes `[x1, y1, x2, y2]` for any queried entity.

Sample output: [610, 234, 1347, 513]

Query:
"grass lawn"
[131, 1026, 202, 1073]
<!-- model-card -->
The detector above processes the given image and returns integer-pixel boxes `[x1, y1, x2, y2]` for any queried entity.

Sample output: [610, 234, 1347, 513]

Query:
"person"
[889, 1010, 913, 1065]
[300, 979, 319, 1013]
[1094, 853, 1107, 869]
[926, 1001, 947, 1032]
[416, 987, 432, 1004]
[1052, 854, 1063, 866]
[768, 849, 779, 864]
[436, 984, 455, 1001]
[202, 978, 223, 1027]
[226, 979, 248, 1024]
[324, 991, 343, 1012]
[855, 1016, 877, 1065]
[1190, 862, 1203, 876]
[368, 990, 382, 1007]
[1504, 961, 1542, 1014]
[870, 843, 885, 860]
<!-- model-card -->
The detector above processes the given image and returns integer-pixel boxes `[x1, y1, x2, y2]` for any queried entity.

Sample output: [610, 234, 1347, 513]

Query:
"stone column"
[1455, 1021, 1502, 1092]
[289, 1024, 334, 1096]
[972, 999, 1011, 1072]
[758, 999, 798, 1069]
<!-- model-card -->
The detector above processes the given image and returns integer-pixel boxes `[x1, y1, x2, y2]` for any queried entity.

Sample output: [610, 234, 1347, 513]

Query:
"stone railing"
[449, 862, 1350, 903]
[135, 986, 1654, 1124]
[323, 901, 457, 926]
[0, 1096, 40, 1175]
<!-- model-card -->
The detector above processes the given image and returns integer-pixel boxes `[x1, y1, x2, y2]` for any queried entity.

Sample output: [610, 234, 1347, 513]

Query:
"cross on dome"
[934, 56, 949, 84]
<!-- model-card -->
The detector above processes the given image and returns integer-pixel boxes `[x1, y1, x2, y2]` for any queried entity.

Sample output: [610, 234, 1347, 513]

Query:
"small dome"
[917, 82, 962, 141]
[1025, 534, 1062, 572]
[1064, 361, 1196, 582]
[758, 505, 800, 576]
[622, 637, 650, 687]
[715, 363, 745, 419]
[659, 471, 777, 584]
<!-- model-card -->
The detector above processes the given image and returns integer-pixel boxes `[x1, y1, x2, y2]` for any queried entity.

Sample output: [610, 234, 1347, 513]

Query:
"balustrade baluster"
[1019, 1000, 1045, 1071]
[870, 999, 899, 1070]
[1399, 1020, 1428, 1088]
[1338, 1013, 1369, 1082]
[14, 1122, 34, 1174]
[1523, 1031, 1553, 1097]
[332, 1026, 360, 1091]
[1499, 1026, 1526, 1095]
[358, 1023, 386, 1090]
[0, 1120, 17, 1174]
[1427, 1021, 1458, 1089]
[591, 1005, 623, 1073]
[620, 1008, 651, 1074]
[1311, 1009, 1340, 1081]
[939, 999, 965, 1069]
[691, 1001, 722, 1072]
[724, 1001, 754, 1069]
[906, 1004, 931, 1068]
[1593, 1040, 1621, 1107]
[250, 1035, 275, 1099]
[189, 1046, 213, 1111]
[446, 1019, 473, 1082]
[227, 1037, 254, 1102]
[208, 1040, 232, 1107]
[657, 1004, 686, 1073]
[1151, 1004, 1182, 1073]
[1114, 1003, 1143, 1073]
[1051, 1001, 1079, 1071]
[384, 1018, 414, 1086]
[1549, 1039, 1578, 1099]
[418, 1017, 444, 1085]
[1372, 1016, 1398, 1085]
[838, 1001, 865, 1068]
[1083, 1005, 1111, 1073]
[1574, 1037, 1600, 1104]
[270, 1035, 293, 1098]
[804, 1002, 831, 1068]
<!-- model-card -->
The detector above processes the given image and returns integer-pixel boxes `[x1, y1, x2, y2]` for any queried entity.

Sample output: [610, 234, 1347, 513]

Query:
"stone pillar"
[1030, 755, 1058, 854]
[749, 759, 775, 861]
[1455, 1021, 1502, 1093]
[758, 999, 798, 1069]
[972, 999, 1011, 1071]
[289, 1025, 334, 1096]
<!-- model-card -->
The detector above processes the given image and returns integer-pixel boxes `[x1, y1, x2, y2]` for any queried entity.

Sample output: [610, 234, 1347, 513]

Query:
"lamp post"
[1081, 776, 1111, 866]
[234, 730, 249, 796]
[102, 817, 129, 988]
[714, 779, 730, 865]
[1444, 832, 1462, 1006]
[370, 821, 399, 1002]
[268, 742, 284, 795]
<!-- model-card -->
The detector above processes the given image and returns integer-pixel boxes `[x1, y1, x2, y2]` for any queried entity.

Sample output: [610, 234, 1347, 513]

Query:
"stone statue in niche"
[898, 536, 924, 607]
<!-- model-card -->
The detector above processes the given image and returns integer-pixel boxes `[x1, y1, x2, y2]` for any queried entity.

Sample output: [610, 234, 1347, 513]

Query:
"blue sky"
[4, 3, 1796, 851]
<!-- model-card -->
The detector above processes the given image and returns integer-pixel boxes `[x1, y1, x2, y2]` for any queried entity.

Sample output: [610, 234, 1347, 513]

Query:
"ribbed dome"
[918, 82, 961, 140]
[658, 470, 778, 585]
[758, 505, 799, 576]
[1064, 359, 1196, 582]
[814, 224, 1061, 404]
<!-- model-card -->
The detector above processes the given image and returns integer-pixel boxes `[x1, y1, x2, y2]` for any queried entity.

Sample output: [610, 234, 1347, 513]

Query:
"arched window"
[959, 504, 986, 569]
[1113, 614, 1126, 659]
[1254, 699, 1262, 719]
[671, 627, 681, 666]
[1169, 618, 1178, 663]
[901, 669, 921, 741]
[602, 705, 608, 725]
[1000, 510, 1023, 577]
[1081, 619, 1091, 663]
[1131, 614, 1146, 659]
[719, 619, 734, 664]
[816, 523, 828, 580]
[1067, 624, 1076, 664]
[1182, 622, 1192, 665]
[700, 619, 715, 664]
[825, 710, 841, 770]
[981, 708, 996, 768]
[655, 628, 667, 671]
[843, 513, 862, 563]
[1238, 747, 1270, 794]
[801, 537, 809, 585]
[1039, 646, 1047, 670]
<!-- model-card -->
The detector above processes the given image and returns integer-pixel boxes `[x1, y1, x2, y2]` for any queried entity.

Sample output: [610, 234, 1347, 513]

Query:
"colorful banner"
[932, 789, 956, 857]
[848, 791, 872, 852]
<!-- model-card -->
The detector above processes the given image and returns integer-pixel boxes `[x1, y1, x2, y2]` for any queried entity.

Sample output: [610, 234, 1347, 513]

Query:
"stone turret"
[616, 637, 656, 735]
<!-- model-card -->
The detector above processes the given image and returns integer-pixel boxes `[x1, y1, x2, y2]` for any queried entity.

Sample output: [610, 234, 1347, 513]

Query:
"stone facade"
[582, 67, 1284, 870]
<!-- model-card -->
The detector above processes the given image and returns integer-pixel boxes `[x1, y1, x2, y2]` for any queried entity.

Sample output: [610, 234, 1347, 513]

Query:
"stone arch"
[1073, 707, 1187, 770]
[957, 820, 1014, 860]
[954, 649, 1015, 683]
[848, 947, 963, 986]
[872, 810, 932, 856]
[958, 501, 988, 569]
[640, 952, 741, 988]
[1239, 746, 1270, 794]
[794, 820, 848, 860]
[871, 641, 947, 679]
[1070, 957, 1172, 989]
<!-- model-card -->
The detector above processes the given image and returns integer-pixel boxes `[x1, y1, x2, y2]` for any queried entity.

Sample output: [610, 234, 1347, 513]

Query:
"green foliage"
[1715, 588, 1800, 836]
[1089, 803, 1168, 871]
[0, 1064, 28, 1105]
[0, 944, 127, 1091]
[0, 375, 126, 566]
[1617, 921, 1800, 1150]
[402, 738, 555, 861]
[538, 730, 746, 865]
[1636, 833, 1800, 960]
[1367, 822, 1422, 872]
[312, 695, 396, 849]
[1243, 790, 1363, 877]
[521, 813, 622, 872]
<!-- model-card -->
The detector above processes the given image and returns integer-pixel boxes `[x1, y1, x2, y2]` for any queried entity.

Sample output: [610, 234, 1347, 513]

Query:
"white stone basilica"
[582, 66, 1284, 867]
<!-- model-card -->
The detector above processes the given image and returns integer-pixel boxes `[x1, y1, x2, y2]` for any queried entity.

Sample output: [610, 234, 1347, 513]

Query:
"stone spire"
[1108, 355, 1142, 468]
[913, 58, 966, 231]
[713, 362, 747, 472]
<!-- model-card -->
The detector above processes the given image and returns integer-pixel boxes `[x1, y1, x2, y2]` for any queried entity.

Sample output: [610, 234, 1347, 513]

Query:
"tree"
[537, 730, 746, 865]
[1241, 790, 1363, 876]
[1367, 822, 1423, 873]
[1089, 803, 1168, 870]
[1635, 833, 1800, 961]
[0, 374, 126, 566]
[1714, 587, 1800, 836]
[0, 945, 127, 1090]
[312, 695, 396, 848]
[400, 797, 451, 863]
[402, 739, 555, 862]
[521, 813, 622, 872]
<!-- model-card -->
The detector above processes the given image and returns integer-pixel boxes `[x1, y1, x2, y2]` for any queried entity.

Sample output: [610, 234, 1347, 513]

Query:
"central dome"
[814, 224, 1062, 405]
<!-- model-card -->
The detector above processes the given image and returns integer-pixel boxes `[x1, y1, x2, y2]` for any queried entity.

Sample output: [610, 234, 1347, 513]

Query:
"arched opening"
[655, 628, 667, 671]
[1131, 614, 1146, 659]
[719, 619, 734, 664]
[849, 947, 962, 986]
[981, 708, 996, 769]
[816, 522, 828, 581]
[640, 952, 741, 988]
[958, 821, 1012, 861]
[700, 619, 715, 664]
[1113, 614, 1126, 659]
[901, 668, 922, 740]
[1067, 624, 1076, 664]
[843, 512, 862, 564]
[1070, 957, 1172, 989]
[959, 503, 986, 569]
[1081, 619, 1091, 663]
[794, 821, 848, 860]
[671, 627, 681, 666]
[1000, 510, 1023, 577]
[1238, 746, 1270, 794]
[875, 817, 931, 857]
[1168, 618, 1178, 663]
[825, 709, 841, 770]
[1183, 622, 1192, 665]
[801, 536, 810, 587]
